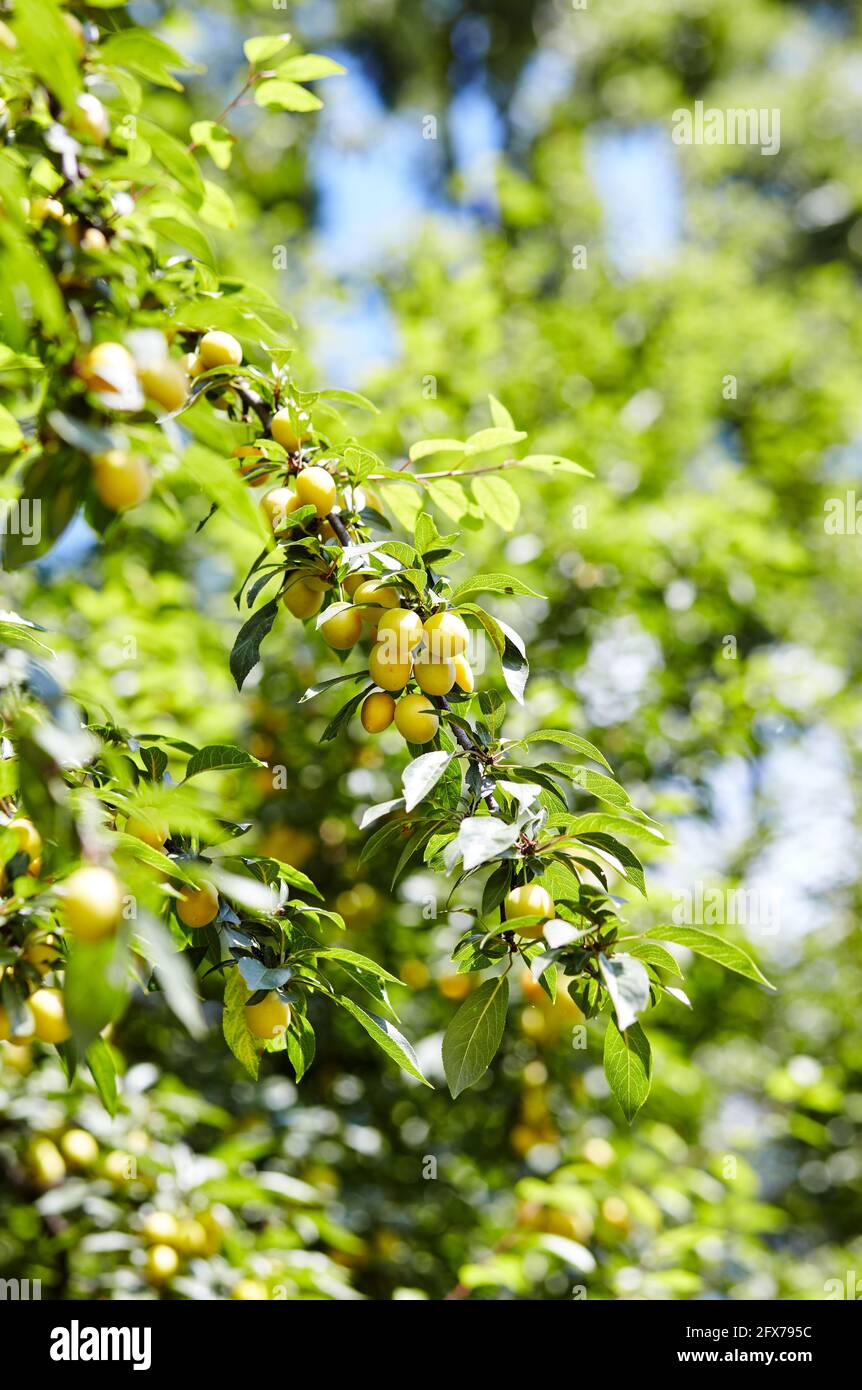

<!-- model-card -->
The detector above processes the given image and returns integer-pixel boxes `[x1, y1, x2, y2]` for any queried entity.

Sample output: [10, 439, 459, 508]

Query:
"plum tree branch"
[370, 457, 519, 484]
[437, 695, 500, 814]
[326, 511, 353, 546]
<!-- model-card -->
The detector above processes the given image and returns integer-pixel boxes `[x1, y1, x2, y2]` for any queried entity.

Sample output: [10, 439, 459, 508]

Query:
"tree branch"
[369, 458, 519, 485]
[437, 695, 499, 814]
[326, 511, 353, 546]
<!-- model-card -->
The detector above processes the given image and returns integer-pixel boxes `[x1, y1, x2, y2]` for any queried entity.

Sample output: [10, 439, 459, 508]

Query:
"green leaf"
[313, 948, 402, 987]
[458, 602, 504, 654]
[519, 453, 592, 477]
[424, 478, 471, 522]
[443, 815, 520, 874]
[184, 744, 265, 780]
[86, 1039, 118, 1117]
[0, 757, 17, 798]
[255, 79, 322, 111]
[110, 833, 198, 887]
[64, 937, 129, 1050]
[450, 572, 544, 603]
[570, 767, 633, 810]
[222, 967, 259, 1079]
[320, 685, 371, 742]
[200, 180, 238, 230]
[318, 387, 379, 413]
[0, 402, 23, 451]
[100, 31, 201, 90]
[413, 510, 438, 555]
[550, 811, 668, 846]
[150, 215, 214, 266]
[297, 671, 368, 704]
[230, 600, 280, 691]
[189, 120, 234, 170]
[471, 474, 520, 531]
[244, 33, 292, 65]
[603, 1018, 652, 1123]
[577, 833, 647, 897]
[409, 438, 466, 462]
[488, 395, 515, 430]
[276, 55, 346, 82]
[136, 118, 205, 204]
[135, 912, 207, 1038]
[0, 617, 54, 657]
[598, 952, 651, 1031]
[464, 427, 527, 455]
[519, 728, 613, 773]
[253, 859, 318, 901]
[644, 925, 774, 988]
[442, 975, 509, 1098]
[402, 750, 455, 813]
[286, 1013, 315, 1082]
[482, 861, 512, 916]
[12, 0, 82, 110]
[140, 746, 168, 783]
[625, 940, 682, 977]
[180, 442, 269, 539]
[498, 617, 529, 705]
[334, 996, 430, 1085]
[382, 482, 423, 531]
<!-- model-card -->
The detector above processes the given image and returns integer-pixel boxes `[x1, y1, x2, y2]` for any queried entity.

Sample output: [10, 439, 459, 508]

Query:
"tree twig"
[437, 695, 500, 814]
[369, 458, 518, 485]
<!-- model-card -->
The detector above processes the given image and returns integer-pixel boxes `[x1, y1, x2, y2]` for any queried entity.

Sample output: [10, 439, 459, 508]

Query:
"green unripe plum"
[505, 883, 555, 938]
[198, 331, 242, 368]
[295, 466, 337, 518]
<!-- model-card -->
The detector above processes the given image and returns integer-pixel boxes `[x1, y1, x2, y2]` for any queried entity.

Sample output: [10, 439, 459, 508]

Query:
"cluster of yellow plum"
[124, 810, 221, 931]
[137, 1206, 225, 1286]
[0, 816, 71, 1046]
[0, 819, 128, 1047]
[76, 330, 243, 511]
[263, 463, 339, 573]
[0, 802, 229, 1053]
[280, 565, 478, 746]
[260, 458, 479, 745]
[129, 795, 289, 1043]
[360, 604, 474, 745]
[0, 814, 43, 887]
[29, 191, 108, 253]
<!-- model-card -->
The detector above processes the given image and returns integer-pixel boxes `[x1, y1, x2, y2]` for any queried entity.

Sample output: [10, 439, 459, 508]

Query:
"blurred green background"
[2, 0, 861, 1299]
